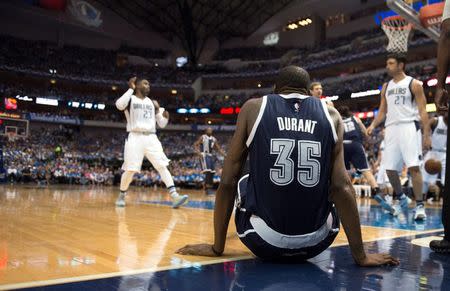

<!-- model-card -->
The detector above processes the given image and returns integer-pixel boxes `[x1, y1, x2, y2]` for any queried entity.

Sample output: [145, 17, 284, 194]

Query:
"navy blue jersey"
[244, 93, 337, 235]
[342, 116, 363, 143]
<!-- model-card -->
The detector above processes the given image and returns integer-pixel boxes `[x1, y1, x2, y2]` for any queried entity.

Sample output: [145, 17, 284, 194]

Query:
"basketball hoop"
[419, 2, 445, 29]
[381, 15, 413, 53]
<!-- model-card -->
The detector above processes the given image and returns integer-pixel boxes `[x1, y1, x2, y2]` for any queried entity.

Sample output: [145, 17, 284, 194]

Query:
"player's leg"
[430, 128, 450, 251]
[351, 142, 380, 197]
[117, 170, 138, 206]
[401, 123, 426, 220]
[205, 155, 216, 195]
[117, 133, 144, 207]
[145, 135, 188, 208]
[383, 125, 407, 215]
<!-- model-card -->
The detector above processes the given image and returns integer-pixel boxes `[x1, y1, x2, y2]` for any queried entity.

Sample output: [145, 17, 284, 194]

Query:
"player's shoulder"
[240, 96, 265, 115]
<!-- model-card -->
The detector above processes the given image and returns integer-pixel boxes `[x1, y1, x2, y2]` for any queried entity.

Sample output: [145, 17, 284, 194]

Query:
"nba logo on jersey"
[294, 102, 300, 112]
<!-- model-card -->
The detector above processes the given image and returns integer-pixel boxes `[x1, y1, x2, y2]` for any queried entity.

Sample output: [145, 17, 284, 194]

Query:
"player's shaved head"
[274, 66, 310, 95]
[337, 106, 352, 118]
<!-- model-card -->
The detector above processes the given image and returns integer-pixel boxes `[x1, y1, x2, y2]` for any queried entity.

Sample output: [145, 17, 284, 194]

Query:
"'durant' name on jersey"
[276, 117, 317, 134]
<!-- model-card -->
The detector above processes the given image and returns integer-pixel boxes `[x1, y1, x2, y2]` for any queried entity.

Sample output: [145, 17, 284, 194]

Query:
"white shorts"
[383, 122, 422, 171]
[122, 132, 170, 172]
[422, 151, 446, 185]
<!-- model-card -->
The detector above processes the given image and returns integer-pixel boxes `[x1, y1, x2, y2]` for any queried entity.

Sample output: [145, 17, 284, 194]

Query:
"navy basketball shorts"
[235, 175, 340, 261]
[343, 141, 370, 172]
[200, 153, 216, 173]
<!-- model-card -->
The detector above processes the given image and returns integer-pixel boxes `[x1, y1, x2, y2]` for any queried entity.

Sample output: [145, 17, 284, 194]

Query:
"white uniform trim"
[246, 96, 268, 147]
[279, 93, 310, 99]
[248, 212, 335, 249]
[321, 99, 338, 143]
[237, 229, 257, 238]
[235, 174, 249, 211]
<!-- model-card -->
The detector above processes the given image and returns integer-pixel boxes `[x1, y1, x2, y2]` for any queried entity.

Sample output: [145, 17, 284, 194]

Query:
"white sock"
[156, 166, 176, 190]
[120, 171, 136, 192]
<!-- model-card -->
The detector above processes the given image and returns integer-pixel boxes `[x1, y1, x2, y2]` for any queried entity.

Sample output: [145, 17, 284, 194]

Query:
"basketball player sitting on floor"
[177, 66, 399, 267]
[115, 77, 189, 208]
[422, 111, 447, 203]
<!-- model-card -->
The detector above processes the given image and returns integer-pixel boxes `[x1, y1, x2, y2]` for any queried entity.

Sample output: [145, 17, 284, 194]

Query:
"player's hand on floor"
[356, 253, 399, 267]
[176, 244, 221, 257]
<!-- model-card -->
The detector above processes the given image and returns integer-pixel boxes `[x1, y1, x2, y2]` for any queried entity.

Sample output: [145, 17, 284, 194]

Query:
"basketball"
[425, 159, 442, 175]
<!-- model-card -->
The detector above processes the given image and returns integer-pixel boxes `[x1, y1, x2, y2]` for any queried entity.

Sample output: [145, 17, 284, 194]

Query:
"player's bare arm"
[115, 77, 136, 111]
[328, 106, 399, 267]
[434, 18, 450, 113]
[355, 116, 369, 139]
[412, 79, 431, 150]
[176, 98, 261, 256]
[214, 141, 227, 157]
[367, 83, 388, 135]
[193, 136, 202, 154]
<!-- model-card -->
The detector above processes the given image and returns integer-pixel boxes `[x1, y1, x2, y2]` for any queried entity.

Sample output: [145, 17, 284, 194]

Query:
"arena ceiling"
[96, 0, 296, 64]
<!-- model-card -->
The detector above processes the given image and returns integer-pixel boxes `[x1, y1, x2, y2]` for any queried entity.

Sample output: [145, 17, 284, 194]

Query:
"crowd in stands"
[0, 35, 195, 85]
[1, 119, 398, 190]
[1, 26, 436, 88]
[2, 127, 227, 188]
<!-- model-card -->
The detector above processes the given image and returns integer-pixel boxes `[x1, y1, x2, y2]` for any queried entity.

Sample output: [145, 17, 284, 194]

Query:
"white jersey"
[384, 76, 419, 127]
[431, 116, 447, 152]
[200, 134, 217, 154]
[116, 89, 156, 133]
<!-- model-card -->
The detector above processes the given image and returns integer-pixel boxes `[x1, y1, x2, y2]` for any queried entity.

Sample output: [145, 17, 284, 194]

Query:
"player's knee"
[443, 19, 450, 39]
[154, 164, 168, 173]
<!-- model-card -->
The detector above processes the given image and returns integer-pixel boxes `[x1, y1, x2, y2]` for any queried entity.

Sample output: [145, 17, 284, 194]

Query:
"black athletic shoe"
[430, 239, 450, 253]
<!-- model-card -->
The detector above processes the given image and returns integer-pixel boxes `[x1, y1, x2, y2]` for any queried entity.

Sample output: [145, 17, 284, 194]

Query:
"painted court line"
[1, 229, 444, 290]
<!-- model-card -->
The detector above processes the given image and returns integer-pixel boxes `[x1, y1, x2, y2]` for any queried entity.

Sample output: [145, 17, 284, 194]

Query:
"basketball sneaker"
[413, 204, 427, 220]
[115, 191, 126, 207]
[172, 194, 189, 209]
[374, 194, 394, 214]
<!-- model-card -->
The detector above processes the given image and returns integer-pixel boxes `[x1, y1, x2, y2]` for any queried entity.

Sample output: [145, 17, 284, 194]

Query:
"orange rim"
[419, 2, 445, 27]
[381, 15, 413, 30]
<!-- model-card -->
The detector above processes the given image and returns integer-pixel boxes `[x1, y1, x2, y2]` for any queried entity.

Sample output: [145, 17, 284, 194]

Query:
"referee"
[431, 0, 450, 253]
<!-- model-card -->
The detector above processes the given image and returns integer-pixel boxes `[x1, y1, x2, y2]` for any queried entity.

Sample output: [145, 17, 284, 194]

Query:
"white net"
[381, 16, 413, 53]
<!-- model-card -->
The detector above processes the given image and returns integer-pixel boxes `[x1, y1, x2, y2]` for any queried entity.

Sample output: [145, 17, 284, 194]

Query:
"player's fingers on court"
[175, 245, 191, 254]
[383, 254, 399, 265]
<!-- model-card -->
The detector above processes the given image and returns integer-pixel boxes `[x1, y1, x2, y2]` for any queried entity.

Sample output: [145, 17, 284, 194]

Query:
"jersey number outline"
[269, 139, 321, 187]
[394, 95, 406, 105]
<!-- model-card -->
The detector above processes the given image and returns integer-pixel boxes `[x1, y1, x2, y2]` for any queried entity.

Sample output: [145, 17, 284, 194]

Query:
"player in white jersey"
[423, 113, 448, 201]
[367, 53, 431, 220]
[114, 77, 188, 208]
[194, 128, 226, 195]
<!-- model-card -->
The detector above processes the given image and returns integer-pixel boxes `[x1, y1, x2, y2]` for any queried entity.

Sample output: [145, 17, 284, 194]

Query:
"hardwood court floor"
[0, 185, 445, 290]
